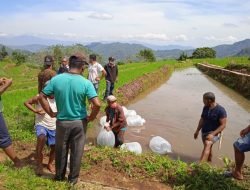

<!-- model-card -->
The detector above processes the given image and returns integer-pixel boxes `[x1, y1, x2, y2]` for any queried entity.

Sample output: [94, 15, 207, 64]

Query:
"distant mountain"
[155, 49, 194, 59]
[0, 35, 74, 46]
[144, 44, 193, 51]
[86, 42, 148, 61]
[235, 47, 250, 56]
[10, 44, 48, 53]
[213, 39, 250, 57]
[0, 44, 31, 55]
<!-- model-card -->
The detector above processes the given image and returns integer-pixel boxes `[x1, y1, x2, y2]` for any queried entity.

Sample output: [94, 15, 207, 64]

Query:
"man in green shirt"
[0, 77, 21, 167]
[39, 54, 100, 185]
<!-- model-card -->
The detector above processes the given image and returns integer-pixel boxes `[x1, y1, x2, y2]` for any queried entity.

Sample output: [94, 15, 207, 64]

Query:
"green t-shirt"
[0, 96, 3, 112]
[42, 73, 97, 121]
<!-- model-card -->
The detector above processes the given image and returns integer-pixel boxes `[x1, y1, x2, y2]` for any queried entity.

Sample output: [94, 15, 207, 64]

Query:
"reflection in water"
[124, 67, 250, 166]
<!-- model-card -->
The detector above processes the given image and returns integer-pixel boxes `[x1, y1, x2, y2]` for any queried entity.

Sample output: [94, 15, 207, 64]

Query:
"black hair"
[89, 54, 96, 61]
[69, 55, 84, 69]
[203, 92, 215, 102]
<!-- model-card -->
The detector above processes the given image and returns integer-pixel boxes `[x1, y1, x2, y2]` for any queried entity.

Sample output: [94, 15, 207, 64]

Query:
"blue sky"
[0, 0, 249, 46]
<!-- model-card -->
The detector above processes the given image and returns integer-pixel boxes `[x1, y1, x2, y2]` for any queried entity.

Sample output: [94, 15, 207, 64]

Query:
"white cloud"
[124, 33, 169, 41]
[63, 33, 77, 38]
[222, 23, 238, 28]
[204, 35, 237, 43]
[174, 34, 188, 41]
[0, 32, 8, 36]
[88, 12, 113, 20]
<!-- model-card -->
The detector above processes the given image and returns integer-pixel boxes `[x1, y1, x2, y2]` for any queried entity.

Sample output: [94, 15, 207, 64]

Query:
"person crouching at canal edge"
[194, 92, 227, 162]
[39, 54, 101, 185]
[103, 57, 118, 101]
[0, 77, 21, 167]
[24, 69, 56, 176]
[104, 95, 127, 147]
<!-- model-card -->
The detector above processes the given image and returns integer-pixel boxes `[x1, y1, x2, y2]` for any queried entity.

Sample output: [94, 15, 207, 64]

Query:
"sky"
[0, 0, 250, 47]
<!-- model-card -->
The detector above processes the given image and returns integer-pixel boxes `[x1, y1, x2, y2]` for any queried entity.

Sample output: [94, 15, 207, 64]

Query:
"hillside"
[86, 42, 149, 61]
[213, 39, 250, 57]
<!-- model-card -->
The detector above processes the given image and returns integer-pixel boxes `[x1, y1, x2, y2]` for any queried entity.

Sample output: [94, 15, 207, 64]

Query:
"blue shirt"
[42, 73, 97, 121]
[201, 104, 227, 133]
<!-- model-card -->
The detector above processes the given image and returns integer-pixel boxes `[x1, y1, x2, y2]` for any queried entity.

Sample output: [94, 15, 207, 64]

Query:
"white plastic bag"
[126, 115, 146, 127]
[97, 127, 115, 147]
[99, 116, 107, 127]
[120, 142, 142, 154]
[149, 136, 172, 154]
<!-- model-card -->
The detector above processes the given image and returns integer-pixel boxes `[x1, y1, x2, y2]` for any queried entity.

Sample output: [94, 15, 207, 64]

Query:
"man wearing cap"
[57, 57, 69, 74]
[38, 55, 56, 93]
[88, 54, 106, 93]
[104, 95, 127, 147]
[103, 57, 118, 101]
[194, 92, 227, 162]
[39, 54, 101, 184]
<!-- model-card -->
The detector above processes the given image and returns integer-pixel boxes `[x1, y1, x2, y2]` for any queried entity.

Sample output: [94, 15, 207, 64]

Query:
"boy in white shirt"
[24, 70, 57, 175]
[88, 54, 106, 93]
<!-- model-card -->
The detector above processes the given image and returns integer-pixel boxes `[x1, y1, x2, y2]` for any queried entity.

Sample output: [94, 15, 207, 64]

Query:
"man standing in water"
[194, 92, 227, 162]
[39, 54, 100, 185]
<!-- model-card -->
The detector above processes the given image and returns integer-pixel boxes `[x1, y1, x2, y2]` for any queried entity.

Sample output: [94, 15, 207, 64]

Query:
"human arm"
[87, 97, 101, 122]
[38, 92, 56, 118]
[0, 78, 12, 96]
[24, 96, 45, 115]
[194, 118, 204, 139]
[240, 125, 250, 137]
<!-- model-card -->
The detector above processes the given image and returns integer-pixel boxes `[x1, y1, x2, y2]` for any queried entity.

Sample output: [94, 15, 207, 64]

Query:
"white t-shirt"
[35, 97, 57, 130]
[88, 62, 104, 84]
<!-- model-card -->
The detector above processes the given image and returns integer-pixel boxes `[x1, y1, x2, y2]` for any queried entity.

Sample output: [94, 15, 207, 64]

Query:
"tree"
[0, 46, 8, 60]
[177, 52, 188, 61]
[192, 47, 216, 59]
[12, 51, 26, 66]
[53, 45, 63, 66]
[137, 49, 156, 62]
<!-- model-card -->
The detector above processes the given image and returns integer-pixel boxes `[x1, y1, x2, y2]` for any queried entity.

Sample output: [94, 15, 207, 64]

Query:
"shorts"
[0, 113, 12, 148]
[202, 132, 220, 143]
[35, 125, 55, 146]
[233, 133, 250, 153]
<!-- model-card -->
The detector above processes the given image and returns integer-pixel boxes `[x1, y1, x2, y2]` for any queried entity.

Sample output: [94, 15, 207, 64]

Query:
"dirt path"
[0, 142, 171, 190]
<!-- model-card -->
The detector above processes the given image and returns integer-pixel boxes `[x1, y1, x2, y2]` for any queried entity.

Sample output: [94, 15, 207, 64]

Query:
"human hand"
[240, 127, 249, 137]
[35, 109, 46, 115]
[95, 77, 100, 81]
[206, 134, 214, 141]
[194, 131, 199, 139]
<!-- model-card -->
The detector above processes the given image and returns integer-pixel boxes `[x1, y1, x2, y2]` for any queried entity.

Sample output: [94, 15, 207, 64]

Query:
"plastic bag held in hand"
[97, 127, 115, 147]
[149, 136, 172, 154]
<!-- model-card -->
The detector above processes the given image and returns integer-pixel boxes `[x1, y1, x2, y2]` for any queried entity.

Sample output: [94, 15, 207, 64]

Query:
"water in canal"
[124, 67, 250, 165]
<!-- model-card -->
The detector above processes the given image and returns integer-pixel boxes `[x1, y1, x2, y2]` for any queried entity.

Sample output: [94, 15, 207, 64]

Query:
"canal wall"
[196, 63, 250, 100]
[116, 66, 170, 105]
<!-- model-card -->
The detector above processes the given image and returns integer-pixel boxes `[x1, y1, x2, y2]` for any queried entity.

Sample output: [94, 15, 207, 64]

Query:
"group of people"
[0, 56, 249, 185]
[0, 53, 126, 185]
[194, 92, 250, 180]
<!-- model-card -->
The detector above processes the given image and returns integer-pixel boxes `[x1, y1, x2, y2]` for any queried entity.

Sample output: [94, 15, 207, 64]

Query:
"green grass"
[1, 59, 190, 141]
[191, 57, 250, 67]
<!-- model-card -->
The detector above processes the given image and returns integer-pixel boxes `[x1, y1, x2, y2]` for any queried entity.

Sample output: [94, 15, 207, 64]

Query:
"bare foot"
[232, 171, 244, 180]
[13, 159, 22, 168]
[47, 164, 55, 174]
[36, 165, 44, 176]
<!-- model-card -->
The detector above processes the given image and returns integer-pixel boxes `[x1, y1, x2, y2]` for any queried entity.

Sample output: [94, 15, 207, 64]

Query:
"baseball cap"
[44, 55, 54, 66]
[108, 56, 115, 62]
[107, 95, 117, 102]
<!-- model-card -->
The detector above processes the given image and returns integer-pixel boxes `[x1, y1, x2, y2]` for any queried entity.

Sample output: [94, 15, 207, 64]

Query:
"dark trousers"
[113, 130, 125, 148]
[0, 113, 12, 149]
[55, 119, 87, 184]
[104, 80, 115, 99]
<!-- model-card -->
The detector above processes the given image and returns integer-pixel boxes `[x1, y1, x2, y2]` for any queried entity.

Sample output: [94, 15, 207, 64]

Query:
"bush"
[192, 47, 216, 59]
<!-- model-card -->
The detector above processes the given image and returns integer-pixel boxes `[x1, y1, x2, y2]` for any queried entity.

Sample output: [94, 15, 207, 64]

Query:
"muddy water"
[124, 67, 250, 166]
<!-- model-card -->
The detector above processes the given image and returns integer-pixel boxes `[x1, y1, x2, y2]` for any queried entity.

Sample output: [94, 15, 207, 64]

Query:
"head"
[108, 56, 115, 65]
[44, 55, 54, 69]
[38, 69, 56, 93]
[203, 92, 216, 106]
[107, 95, 117, 108]
[61, 57, 68, 66]
[69, 54, 88, 74]
[89, 54, 97, 64]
